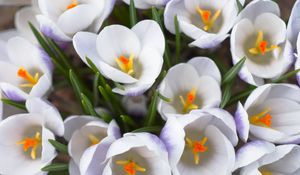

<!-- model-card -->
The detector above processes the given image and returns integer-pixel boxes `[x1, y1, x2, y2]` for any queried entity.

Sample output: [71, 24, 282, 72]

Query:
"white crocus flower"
[287, 0, 300, 49]
[235, 84, 300, 144]
[0, 98, 64, 175]
[294, 34, 300, 86]
[0, 36, 53, 102]
[88, 132, 171, 175]
[231, 0, 293, 86]
[73, 20, 164, 96]
[160, 108, 236, 175]
[235, 140, 300, 175]
[123, 0, 169, 9]
[157, 57, 221, 119]
[63, 115, 120, 175]
[164, 0, 239, 49]
[36, 0, 116, 42]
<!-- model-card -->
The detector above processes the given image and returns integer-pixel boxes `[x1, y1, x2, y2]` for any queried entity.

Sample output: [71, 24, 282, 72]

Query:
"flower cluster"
[0, 0, 300, 175]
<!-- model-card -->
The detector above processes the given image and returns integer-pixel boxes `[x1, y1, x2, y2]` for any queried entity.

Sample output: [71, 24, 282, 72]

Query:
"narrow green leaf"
[146, 91, 159, 126]
[86, 57, 99, 74]
[1, 99, 26, 110]
[129, 0, 137, 27]
[104, 84, 124, 114]
[81, 93, 98, 117]
[93, 72, 100, 105]
[132, 126, 162, 133]
[272, 68, 300, 83]
[152, 7, 163, 28]
[222, 56, 246, 85]
[236, 0, 243, 12]
[48, 139, 68, 154]
[220, 81, 234, 108]
[114, 82, 125, 91]
[42, 163, 68, 172]
[174, 15, 181, 62]
[158, 93, 172, 103]
[121, 115, 138, 128]
[226, 86, 256, 107]
[69, 69, 85, 112]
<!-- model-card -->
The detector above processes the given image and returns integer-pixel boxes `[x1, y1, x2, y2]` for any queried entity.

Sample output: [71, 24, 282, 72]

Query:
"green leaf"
[48, 139, 68, 154]
[236, 0, 243, 12]
[158, 93, 172, 103]
[1, 99, 26, 110]
[145, 91, 159, 126]
[174, 15, 181, 62]
[121, 115, 138, 128]
[86, 57, 99, 74]
[272, 68, 300, 83]
[226, 86, 256, 107]
[114, 82, 125, 91]
[220, 81, 234, 108]
[93, 72, 100, 105]
[81, 93, 98, 117]
[129, 0, 137, 27]
[42, 163, 68, 172]
[132, 126, 162, 133]
[222, 56, 246, 85]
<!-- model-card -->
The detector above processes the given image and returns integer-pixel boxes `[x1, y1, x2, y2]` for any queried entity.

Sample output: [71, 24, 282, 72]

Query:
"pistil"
[249, 31, 280, 55]
[115, 54, 135, 76]
[116, 160, 146, 175]
[196, 7, 221, 32]
[179, 88, 198, 113]
[17, 132, 41, 160]
[186, 136, 208, 165]
[67, 0, 78, 10]
[17, 67, 39, 88]
[249, 108, 272, 128]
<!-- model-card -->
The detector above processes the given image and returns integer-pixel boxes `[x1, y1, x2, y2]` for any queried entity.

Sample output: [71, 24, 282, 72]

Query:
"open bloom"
[231, 0, 293, 86]
[287, 0, 300, 49]
[122, 0, 169, 9]
[158, 57, 221, 119]
[235, 84, 300, 144]
[73, 20, 164, 96]
[91, 132, 172, 175]
[235, 140, 300, 175]
[164, 0, 239, 49]
[36, 0, 115, 42]
[64, 115, 120, 175]
[160, 108, 236, 175]
[0, 98, 64, 175]
[0, 36, 52, 101]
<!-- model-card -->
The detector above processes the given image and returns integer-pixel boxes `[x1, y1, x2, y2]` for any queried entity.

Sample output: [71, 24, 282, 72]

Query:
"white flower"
[235, 84, 300, 144]
[164, 0, 239, 49]
[287, 0, 300, 49]
[36, 0, 116, 42]
[0, 98, 64, 175]
[0, 36, 53, 101]
[294, 34, 300, 86]
[0, 91, 25, 121]
[157, 57, 221, 119]
[231, 0, 293, 86]
[123, 0, 169, 9]
[91, 132, 172, 175]
[63, 115, 120, 175]
[122, 95, 148, 117]
[160, 108, 236, 175]
[235, 141, 300, 175]
[73, 20, 165, 96]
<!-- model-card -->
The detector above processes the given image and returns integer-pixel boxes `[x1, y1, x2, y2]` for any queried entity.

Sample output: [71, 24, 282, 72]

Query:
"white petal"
[0, 29, 20, 41]
[0, 82, 29, 101]
[29, 75, 52, 98]
[189, 33, 229, 49]
[235, 102, 250, 142]
[69, 159, 80, 175]
[287, 0, 300, 48]
[122, 0, 152, 9]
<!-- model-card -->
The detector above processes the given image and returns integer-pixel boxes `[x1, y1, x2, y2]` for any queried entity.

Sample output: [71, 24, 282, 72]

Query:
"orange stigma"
[179, 88, 198, 113]
[249, 31, 280, 55]
[186, 136, 208, 165]
[17, 132, 41, 160]
[115, 54, 134, 75]
[116, 160, 146, 175]
[17, 67, 39, 88]
[67, 0, 78, 10]
[196, 7, 221, 31]
[250, 108, 272, 128]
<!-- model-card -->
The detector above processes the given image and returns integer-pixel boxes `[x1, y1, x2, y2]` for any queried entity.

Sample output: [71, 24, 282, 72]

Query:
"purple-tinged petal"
[287, 0, 300, 48]
[235, 102, 250, 143]
[107, 120, 121, 139]
[0, 83, 28, 101]
[189, 33, 229, 49]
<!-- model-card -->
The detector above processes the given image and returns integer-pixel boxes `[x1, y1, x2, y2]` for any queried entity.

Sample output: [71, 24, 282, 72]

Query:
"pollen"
[67, 0, 78, 10]
[88, 134, 100, 146]
[116, 160, 146, 175]
[249, 31, 280, 55]
[196, 7, 221, 32]
[115, 54, 135, 76]
[17, 67, 39, 88]
[250, 108, 272, 128]
[17, 132, 41, 160]
[261, 170, 272, 175]
[179, 88, 198, 113]
[186, 136, 208, 165]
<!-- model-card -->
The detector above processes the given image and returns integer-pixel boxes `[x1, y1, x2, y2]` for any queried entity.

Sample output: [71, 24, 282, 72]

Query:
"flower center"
[17, 132, 41, 160]
[185, 136, 208, 165]
[115, 54, 135, 76]
[249, 31, 280, 55]
[17, 67, 40, 88]
[116, 160, 146, 175]
[196, 7, 221, 32]
[88, 134, 100, 146]
[260, 170, 272, 175]
[179, 88, 198, 113]
[67, 0, 78, 10]
[249, 108, 272, 128]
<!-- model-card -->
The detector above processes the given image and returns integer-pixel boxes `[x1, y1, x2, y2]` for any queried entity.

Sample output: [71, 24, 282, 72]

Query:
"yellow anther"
[67, 0, 78, 10]
[88, 134, 100, 146]
[250, 108, 272, 128]
[17, 132, 41, 160]
[17, 67, 39, 88]
[179, 88, 198, 113]
[186, 136, 208, 165]
[261, 170, 272, 175]
[196, 7, 221, 32]
[249, 31, 280, 55]
[116, 160, 146, 175]
[115, 54, 135, 76]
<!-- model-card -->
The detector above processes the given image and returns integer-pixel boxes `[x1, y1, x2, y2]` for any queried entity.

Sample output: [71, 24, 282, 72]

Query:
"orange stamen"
[196, 7, 221, 31]
[67, 0, 78, 10]
[17, 132, 41, 160]
[17, 67, 39, 88]
[115, 54, 134, 75]
[186, 136, 208, 165]
[116, 160, 146, 175]
[179, 88, 198, 113]
[249, 31, 280, 55]
[250, 108, 272, 128]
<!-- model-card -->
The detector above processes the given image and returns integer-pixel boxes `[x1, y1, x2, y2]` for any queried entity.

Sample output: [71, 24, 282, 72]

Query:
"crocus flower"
[235, 84, 300, 144]
[36, 0, 116, 42]
[0, 98, 64, 175]
[294, 34, 300, 86]
[158, 57, 221, 119]
[235, 140, 300, 175]
[0, 91, 25, 120]
[231, 0, 293, 86]
[160, 108, 236, 175]
[287, 0, 300, 49]
[0, 36, 53, 101]
[164, 0, 239, 49]
[73, 20, 165, 96]
[123, 0, 168, 9]
[64, 115, 120, 175]
[86, 132, 172, 175]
